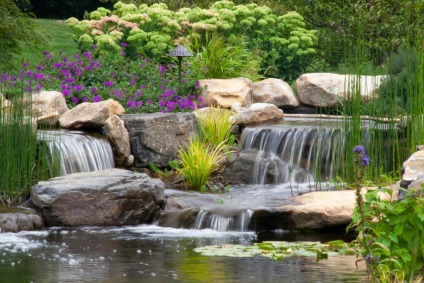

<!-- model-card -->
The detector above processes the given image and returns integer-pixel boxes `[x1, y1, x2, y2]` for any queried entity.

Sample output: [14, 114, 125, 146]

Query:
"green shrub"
[283, 0, 424, 67]
[378, 46, 423, 111]
[67, 1, 318, 82]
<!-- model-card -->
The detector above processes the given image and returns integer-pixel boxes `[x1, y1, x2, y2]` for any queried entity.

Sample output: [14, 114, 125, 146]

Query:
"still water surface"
[0, 225, 367, 283]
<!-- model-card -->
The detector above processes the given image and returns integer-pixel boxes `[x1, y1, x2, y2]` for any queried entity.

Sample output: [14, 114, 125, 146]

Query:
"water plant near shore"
[349, 146, 424, 282]
[0, 88, 58, 204]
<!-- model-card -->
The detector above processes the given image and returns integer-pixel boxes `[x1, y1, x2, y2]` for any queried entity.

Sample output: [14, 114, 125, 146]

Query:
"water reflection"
[0, 225, 366, 283]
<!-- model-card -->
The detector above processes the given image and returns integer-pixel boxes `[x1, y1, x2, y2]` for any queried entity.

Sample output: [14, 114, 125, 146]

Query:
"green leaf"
[388, 233, 398, 243]
[394, 224, 404, 235]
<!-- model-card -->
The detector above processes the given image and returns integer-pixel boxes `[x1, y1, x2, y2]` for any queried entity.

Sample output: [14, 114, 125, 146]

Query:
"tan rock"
[1, 94, 12, 111]
[402, 149, 424, 181]
[296, 73, 386, 108]
[59, 99, 125, 129]
[103, 115, 131, 167]
[253, 78, 299, 108]
[231, 103, 284, 125]
[280, 190, 357, 230]
[198, 78, 253, 108]
[24, 91, 69, 125]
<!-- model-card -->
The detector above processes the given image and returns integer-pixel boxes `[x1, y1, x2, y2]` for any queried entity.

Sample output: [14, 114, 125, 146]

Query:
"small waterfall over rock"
[193, 208, 253, 232]
[239, 120, 346, 187]
[37, 130, 114, 175]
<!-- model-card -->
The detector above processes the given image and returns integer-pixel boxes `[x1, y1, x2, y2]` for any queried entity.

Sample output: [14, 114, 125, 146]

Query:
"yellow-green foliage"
[178, 106, 236, 190]
[178, 138, 226, 189]
[196, 107, 235, 148]
[67, 0, 317, 80]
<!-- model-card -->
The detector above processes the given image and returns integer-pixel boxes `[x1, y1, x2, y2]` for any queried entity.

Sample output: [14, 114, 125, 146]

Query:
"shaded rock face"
[221, 149, 258, 184]
[122, 112, 198, 167]
[199, 78, 253, 108]
[252, 78, 299, 108]
[31, 168, 165, 227]
[0, 206, 44, 233]
[231, 102, 284, 125]
[59, 99, 125, 129]
[296, 73, 386, 108]
[104, 114, 131, 167]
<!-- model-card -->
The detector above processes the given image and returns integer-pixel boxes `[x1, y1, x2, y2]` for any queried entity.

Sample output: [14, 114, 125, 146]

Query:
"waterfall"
[193, 208, 253, 232]
[37, 130, 115, 175]
[239, 122, 346, 187]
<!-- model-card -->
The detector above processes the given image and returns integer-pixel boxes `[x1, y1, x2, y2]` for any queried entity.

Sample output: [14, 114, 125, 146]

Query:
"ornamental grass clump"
[178, 106, 236, 190]
[177, 138, 227, 190]
[196, 107, 235, 150]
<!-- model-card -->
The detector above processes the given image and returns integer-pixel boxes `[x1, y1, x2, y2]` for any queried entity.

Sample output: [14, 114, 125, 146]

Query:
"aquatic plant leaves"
[194, 241, 356, 261]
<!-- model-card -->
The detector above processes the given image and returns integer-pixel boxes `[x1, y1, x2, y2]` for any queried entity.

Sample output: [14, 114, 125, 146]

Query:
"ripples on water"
[0, 225, 367, 283]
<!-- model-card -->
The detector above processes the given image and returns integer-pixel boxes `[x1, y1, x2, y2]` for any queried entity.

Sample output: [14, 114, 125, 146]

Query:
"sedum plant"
[67, 1, 318, 82]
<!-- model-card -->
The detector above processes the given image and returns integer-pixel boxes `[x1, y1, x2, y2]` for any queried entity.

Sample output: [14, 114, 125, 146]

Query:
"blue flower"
[361, 154, 370, 166]
[353, 145, 365, 154]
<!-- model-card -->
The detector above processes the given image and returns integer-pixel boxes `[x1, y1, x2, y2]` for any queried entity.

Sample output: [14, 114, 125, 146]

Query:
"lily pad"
[194, 240, 357, 261]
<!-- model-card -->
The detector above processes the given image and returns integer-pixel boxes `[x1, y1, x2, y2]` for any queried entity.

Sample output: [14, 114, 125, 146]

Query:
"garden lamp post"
[167, 45, 193, 87]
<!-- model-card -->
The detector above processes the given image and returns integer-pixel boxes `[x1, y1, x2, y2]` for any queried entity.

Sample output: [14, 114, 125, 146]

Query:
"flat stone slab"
[159, 186, 398, 231]
[31, 168, 165, 227]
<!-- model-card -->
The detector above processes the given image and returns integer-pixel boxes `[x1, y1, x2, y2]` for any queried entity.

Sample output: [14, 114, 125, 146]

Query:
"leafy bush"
[0, 47, 204, 113]
[378, 46, 424, 111]
[283, 0, 424, 67]
[349, 146, 424, 282]
[67, 1, 318, 82]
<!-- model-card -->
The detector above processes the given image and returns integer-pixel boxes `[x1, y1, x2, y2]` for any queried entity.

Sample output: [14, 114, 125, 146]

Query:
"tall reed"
[0, 87, 58, 204]
[337, 11, 424, 184]
[0, 87, 36, 203]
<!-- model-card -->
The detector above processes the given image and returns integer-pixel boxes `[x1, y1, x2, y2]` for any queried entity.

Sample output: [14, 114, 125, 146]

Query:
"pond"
[0, 225, 367, 283]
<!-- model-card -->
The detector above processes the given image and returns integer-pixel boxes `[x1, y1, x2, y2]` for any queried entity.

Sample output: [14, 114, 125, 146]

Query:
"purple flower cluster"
[353, 145, 370, 166]
[0, 46, 204, 113]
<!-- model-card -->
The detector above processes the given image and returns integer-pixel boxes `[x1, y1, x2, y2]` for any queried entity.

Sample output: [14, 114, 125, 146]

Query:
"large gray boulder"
[296, 73, 386, 108]
[122, 112, 198, 167]
[0, 206, 44, 233]
[31, 168, 165, 227]
[221, 149, 258, 184]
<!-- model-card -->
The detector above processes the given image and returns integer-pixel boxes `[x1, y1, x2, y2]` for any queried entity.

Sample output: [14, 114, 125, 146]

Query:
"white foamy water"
[0, 231, 49, 251]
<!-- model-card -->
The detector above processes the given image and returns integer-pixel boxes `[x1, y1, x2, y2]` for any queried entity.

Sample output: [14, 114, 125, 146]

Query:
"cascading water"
[37, 130, 114, 175]
[193, 208, 253, 232]
[239, 119, 346, 188]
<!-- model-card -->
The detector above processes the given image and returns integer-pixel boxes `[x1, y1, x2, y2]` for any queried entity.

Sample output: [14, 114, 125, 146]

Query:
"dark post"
[167, 45, 194, 87]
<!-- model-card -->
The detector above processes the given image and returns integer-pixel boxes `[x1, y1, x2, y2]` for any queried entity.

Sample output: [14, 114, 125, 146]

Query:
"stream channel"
[0, 118, 369, 282]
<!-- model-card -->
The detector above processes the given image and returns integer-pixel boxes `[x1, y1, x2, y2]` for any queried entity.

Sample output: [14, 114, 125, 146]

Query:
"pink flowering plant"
[0, 45, 204, 113]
